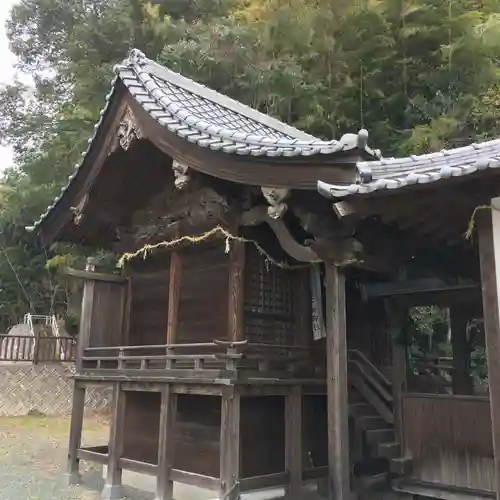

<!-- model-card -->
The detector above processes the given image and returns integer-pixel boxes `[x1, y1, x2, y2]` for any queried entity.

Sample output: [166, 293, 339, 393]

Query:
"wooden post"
[228, 241, 245, 342]
[156, 385, 177, 500]
[477, 203, 500, 500]
[385, 300, 407, 449]
[167, 252, 182, 344]
[324, 263, 351, 500]
[450, 305, 473, 395]
[219, 386, 240, 500]
[102, 383, 126, 500]
[33, 327, 41, 365]
[64, 384, 86, 486]
[76, 272, 96, 372]
[285, 385, 303, 500]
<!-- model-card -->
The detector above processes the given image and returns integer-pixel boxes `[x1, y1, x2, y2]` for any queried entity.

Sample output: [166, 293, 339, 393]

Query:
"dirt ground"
[0, 414, 148, 500]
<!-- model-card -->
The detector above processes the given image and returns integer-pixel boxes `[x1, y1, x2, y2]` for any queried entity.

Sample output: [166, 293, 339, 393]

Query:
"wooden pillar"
[450, 305, 473, 395]
[102, 383, 126, 500]
[219, 386, 240, 500]
[386, 300, 407, 448]
[228, 241, 245, 341]
[285, 385, 303, 500]
[64, 384, 86, 485]
[156, 385, 177, 500]
[167, 252, 182, 344]
[324, 263, 351, 500]
[478, 203, 500, 500]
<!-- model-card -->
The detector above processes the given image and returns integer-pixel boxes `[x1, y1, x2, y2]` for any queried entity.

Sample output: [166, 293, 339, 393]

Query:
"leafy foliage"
[1, 0, 500, 330]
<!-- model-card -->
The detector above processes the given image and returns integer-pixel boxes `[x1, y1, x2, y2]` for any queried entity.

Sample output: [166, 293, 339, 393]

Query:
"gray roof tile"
[317, 138, 500, 199]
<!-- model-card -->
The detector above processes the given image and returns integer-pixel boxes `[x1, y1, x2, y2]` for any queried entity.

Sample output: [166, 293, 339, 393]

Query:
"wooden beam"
[285, 385, 303, 500]
[477, 204, 500, 500]
[324, 264, 352, 499]
[385, 300, 407, 450]
[166, 252, 182, 344]
[228, 241, 245, 342]
[66, 268, 127, 283]
[157, 385, 177, 500]
[219, 386, 241, 500]
[101, 383, 126, 500]
[64, 385, 86, 486]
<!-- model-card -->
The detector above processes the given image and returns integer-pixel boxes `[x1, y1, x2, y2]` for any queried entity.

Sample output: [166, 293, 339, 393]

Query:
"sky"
[0, 0, 19, 171]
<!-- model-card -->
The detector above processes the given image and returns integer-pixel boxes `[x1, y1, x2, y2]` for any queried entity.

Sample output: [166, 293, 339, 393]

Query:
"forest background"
[0, 0, 500, 337]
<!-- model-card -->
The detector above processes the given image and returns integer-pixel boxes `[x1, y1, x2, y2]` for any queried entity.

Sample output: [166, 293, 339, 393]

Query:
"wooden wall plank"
[167, 252, 182, 344]
[324, 264, 351, 499]
[76, 280, 95, 371]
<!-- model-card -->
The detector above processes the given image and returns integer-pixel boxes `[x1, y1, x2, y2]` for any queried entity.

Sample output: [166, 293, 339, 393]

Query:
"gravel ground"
[0, 414, 151, 500]
[0, 415, 406, 500]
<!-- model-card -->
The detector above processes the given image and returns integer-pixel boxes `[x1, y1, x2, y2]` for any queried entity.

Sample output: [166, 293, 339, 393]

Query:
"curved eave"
[318, 138, 500, 200]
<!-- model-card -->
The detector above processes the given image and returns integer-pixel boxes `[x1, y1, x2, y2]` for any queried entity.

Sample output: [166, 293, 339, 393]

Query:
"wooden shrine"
[28, 48, 500, 500]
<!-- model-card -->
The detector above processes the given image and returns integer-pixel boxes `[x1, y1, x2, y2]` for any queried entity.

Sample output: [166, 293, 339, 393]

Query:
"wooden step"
[354, 471, 389, 491]
[378, 442, 401, 459]
[349, 402, 377, 418]
[390, 456, 413, 476]
[355, 415, 391, 432]
[366, 428, 395, 447]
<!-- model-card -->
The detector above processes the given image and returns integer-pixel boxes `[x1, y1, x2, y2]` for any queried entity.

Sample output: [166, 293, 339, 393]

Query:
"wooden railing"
[81, 340, 317, 379]
[348, 349, 394, 423]
[0, 334, 77, 363]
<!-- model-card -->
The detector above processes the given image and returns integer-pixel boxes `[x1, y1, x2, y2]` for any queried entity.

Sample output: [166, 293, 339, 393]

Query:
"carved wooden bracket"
[111, 107, 143, 153]
[172, 160, 190, 190]
[261, 187, 290, 219]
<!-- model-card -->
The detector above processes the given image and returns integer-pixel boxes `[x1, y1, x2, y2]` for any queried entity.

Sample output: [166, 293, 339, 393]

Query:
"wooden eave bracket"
[261, 186, 290, 220]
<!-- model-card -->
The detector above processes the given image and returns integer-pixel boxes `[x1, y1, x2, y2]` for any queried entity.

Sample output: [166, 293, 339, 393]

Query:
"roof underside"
[318, 138, 500, 199]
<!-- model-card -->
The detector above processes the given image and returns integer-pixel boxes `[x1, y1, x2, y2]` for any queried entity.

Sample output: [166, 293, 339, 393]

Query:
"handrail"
[84, 341, 310, 353]
[347, 349, 393, 422]
[348, 349, 391, 388]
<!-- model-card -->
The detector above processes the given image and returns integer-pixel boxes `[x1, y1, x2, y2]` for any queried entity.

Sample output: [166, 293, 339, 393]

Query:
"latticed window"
[243, 244, 296, 349]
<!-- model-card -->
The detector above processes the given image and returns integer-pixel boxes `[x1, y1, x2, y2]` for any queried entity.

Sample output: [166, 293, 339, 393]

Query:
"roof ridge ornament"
[126, 48, 147, 67]
[111, 106, 143, 153]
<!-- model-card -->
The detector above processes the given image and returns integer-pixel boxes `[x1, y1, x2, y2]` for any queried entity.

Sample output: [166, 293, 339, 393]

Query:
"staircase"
[348, 350, 412, 489]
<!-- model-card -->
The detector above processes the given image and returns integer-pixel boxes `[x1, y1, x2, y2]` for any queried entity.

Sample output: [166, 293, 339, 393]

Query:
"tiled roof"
[117, 49, 380, 157]
[317, 138, 500, 199]
[30, 48, 380, 231]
